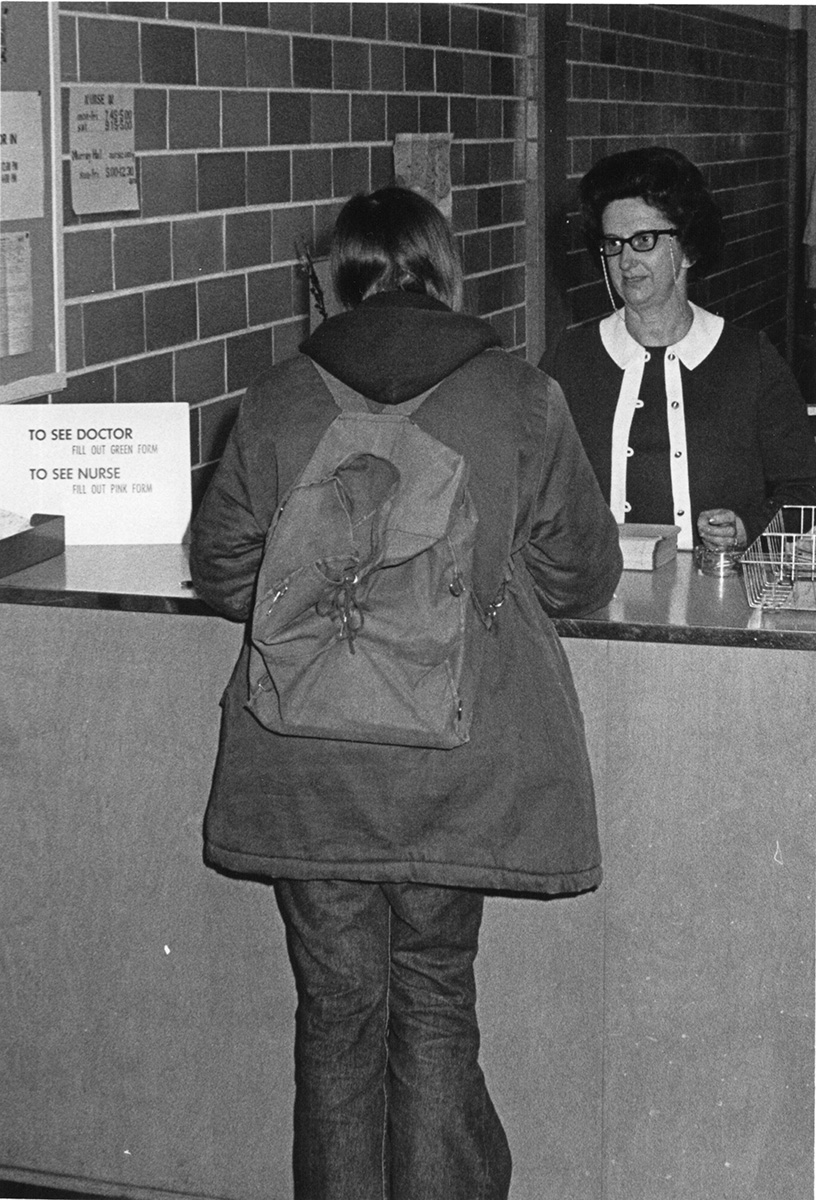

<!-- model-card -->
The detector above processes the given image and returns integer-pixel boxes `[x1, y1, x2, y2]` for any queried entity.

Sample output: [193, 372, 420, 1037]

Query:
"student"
[190, 185, 622, 1200]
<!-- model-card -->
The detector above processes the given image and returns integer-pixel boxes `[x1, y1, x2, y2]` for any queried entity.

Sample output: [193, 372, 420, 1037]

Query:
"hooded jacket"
[190, 292, 622, 896]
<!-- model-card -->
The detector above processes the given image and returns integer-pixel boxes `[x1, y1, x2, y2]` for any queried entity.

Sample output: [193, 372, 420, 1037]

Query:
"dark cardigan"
[543, 317, 816, 547]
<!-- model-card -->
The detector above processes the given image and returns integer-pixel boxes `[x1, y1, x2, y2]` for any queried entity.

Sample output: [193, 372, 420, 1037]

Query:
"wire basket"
[739, 505, 816, 610]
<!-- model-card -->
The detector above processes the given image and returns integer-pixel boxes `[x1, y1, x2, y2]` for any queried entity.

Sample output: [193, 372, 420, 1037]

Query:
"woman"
[190, 186, 622, 1200]
[542, 146, 816, 552]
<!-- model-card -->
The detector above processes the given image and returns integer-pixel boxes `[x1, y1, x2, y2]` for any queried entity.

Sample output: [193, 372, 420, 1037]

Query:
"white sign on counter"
[0, 403, 191, 544]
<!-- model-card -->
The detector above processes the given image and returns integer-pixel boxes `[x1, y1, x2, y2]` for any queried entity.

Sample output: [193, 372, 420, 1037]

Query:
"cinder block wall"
[55, 2, 530, 505]
[45, 3, 804, 503]
[563, 4, 798, 349]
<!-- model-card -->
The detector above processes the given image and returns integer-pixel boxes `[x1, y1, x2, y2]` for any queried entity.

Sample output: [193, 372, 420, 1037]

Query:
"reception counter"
[1, 548, 813, 1200]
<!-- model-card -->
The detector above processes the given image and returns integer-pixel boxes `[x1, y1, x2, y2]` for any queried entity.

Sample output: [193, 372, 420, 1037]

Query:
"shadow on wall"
[797, 291, 816, 405]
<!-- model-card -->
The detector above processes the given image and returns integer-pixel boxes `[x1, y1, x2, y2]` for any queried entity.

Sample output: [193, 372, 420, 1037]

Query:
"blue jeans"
[274, 879, 512, 1200]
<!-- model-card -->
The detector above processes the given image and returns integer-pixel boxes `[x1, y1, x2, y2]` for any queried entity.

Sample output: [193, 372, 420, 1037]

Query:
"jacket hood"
[300, 291, 502, 405]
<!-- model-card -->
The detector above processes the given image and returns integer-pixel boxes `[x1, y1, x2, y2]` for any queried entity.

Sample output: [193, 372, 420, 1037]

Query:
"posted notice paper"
[0, 403, 192, 544]
[68, 87, 139, 215]
[0, 91, 45, 222]
[393, 133, 453, 219]
[0, 232, 34, 358]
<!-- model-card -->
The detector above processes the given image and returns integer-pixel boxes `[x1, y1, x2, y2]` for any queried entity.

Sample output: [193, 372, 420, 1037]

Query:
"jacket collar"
[600, 301, 724, 370]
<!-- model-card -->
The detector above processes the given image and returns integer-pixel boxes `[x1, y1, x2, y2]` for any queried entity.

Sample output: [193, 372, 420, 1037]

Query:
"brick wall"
[34, 2, 807, 508]
[55, 1, 530, 504]
[562, 3, 799, 350]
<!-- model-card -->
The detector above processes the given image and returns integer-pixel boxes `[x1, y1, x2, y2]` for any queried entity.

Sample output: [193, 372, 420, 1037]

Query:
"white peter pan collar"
[600, 301, 724, 370]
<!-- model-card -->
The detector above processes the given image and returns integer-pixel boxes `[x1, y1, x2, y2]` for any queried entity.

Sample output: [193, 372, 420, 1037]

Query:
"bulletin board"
[0, 1, 65, 403]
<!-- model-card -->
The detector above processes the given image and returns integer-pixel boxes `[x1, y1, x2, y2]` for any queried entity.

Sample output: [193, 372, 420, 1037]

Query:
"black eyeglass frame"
[599, 229, 679, 258]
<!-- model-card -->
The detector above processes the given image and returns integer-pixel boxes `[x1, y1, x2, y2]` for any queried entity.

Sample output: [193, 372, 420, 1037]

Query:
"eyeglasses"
[599, 230, 679, 258]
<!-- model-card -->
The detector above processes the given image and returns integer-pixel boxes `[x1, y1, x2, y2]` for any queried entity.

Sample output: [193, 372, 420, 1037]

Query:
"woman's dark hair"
[331, 186, 463, 310]
[579, 146, 724, 275]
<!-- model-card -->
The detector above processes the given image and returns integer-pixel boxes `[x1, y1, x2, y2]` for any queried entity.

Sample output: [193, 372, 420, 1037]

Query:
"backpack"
[246, 359, 504, 749]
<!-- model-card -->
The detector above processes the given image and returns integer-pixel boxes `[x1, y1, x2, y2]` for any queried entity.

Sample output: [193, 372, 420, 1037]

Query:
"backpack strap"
[310, 360, 440, 416]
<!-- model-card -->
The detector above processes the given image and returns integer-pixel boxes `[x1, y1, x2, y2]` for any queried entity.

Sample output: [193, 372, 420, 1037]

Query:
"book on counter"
[617, 523, 680, 571]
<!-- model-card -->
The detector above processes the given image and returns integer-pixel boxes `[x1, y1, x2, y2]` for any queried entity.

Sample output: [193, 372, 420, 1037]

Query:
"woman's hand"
[697, 508, 747, 551]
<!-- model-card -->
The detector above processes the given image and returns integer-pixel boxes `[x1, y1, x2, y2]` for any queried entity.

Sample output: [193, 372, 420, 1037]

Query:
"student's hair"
[331, 186, 463, 310]
[579, 146, 724, 275]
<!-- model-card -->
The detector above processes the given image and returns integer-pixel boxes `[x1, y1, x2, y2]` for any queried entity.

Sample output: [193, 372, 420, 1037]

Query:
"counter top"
[1, 544, 816, 649]
[0, 544, 209, 615]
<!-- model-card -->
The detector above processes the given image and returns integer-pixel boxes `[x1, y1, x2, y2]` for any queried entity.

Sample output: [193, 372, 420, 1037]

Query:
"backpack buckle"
[485, 595, 504, 631]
